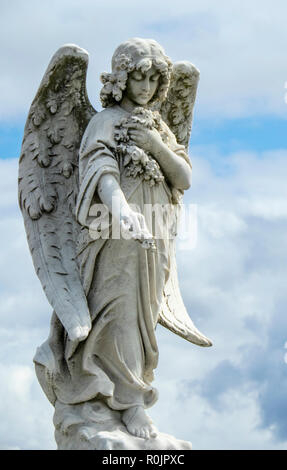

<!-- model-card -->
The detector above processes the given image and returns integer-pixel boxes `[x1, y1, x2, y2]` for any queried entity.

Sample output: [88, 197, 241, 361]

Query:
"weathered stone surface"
[54, 400, 192, 450]
[19, 38, 211, 449]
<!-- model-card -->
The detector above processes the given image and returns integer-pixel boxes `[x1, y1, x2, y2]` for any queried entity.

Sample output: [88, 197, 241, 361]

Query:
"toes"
[128, 426, 137, 437]
[149, 426, 158, 438]
[130, 427, 149, 439]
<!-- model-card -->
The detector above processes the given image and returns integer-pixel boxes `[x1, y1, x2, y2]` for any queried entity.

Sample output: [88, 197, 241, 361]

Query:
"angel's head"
[100, 38, 172, 108]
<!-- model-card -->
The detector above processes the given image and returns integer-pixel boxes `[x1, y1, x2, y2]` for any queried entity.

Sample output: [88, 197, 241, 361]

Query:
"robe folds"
[33, 105, 191, 410]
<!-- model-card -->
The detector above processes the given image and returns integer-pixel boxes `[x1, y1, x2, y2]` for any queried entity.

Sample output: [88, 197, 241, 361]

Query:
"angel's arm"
[128, 125, 192, 191]
[152, 137, 192, 190]
[97, 173, 130, 222]
[97, 173, 152, 240]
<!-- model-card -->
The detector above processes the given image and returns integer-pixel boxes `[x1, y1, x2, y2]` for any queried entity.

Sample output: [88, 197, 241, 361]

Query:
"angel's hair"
[100, 38, 172, 108]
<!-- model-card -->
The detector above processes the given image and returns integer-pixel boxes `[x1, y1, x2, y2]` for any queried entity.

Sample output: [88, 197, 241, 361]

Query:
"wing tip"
[185, 326, 213, 347]
[34, 44, 90, 101]
[201, 337, 213, 347]
[53, 44, 90, 61]
[190, 334, 213, 348]
[173, 60, 200, 78]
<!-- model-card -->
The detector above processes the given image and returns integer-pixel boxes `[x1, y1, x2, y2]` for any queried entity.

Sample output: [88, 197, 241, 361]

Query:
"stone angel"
[19, 38, 212, 450]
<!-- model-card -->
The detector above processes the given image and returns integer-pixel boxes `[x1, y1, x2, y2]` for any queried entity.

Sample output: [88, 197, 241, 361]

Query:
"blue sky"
[1, 116, 287, 160]
[0, 0, 286, 450]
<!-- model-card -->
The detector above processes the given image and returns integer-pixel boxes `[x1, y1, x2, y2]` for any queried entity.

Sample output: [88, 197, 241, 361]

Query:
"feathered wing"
[159, 241, 212, 347]
[18, 44, 96, 338]
[159, 61, 212, 347]
[160, 61, 200, 152]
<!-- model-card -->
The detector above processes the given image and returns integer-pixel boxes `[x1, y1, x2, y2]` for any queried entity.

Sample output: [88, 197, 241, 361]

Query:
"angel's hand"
[127, 124, 163, 156]
[120, 208, 156, 251]
[68, 323, 91, 342]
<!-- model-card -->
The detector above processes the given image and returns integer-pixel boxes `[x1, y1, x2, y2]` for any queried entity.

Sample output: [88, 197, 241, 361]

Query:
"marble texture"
[54, 400, 192, 450]
[19, 38, 212, 450]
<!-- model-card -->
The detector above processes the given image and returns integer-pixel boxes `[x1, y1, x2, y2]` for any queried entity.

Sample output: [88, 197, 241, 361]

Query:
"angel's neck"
[120, 96, 147, 113]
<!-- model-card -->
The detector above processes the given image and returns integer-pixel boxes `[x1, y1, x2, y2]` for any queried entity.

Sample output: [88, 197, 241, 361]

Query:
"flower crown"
[100, 51, 172, 108]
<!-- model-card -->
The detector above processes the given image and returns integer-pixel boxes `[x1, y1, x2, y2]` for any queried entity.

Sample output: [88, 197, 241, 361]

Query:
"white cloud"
[1, 148, 287, 449]
[151, 148, 287, 448]
[199, 205, 247, 238]
[0, 0, 287, 121]
[0, 363, 55, 449]
[150, 365, 286, 450]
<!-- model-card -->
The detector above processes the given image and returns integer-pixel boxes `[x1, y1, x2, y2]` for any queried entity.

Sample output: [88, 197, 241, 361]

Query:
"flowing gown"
[34, 105, 191, 411]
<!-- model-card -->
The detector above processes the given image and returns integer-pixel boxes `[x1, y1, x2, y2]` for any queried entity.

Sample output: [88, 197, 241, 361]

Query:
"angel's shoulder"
[80, 106, 124, 152]
[86, 106, 124, 131]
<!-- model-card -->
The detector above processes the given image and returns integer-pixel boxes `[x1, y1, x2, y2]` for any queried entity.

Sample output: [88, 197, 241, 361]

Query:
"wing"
[160, 61, 200, 152]
[18, 44, 97, 337]
[159, 62, 210, 346]
[159, 240, 212, 347]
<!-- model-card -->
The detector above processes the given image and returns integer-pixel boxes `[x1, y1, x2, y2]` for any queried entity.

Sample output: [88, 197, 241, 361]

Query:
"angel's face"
[125, 66, 160, 106]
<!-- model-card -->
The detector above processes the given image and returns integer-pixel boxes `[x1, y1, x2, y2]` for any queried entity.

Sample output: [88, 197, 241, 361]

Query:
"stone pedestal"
[54, 400, 192, 450]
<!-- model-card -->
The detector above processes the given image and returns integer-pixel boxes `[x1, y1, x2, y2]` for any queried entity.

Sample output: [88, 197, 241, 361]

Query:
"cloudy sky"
[0, 0, 286, 450]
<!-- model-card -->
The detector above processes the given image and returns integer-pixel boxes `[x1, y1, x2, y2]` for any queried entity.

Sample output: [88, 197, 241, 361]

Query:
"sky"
[0, 0, 287, 450]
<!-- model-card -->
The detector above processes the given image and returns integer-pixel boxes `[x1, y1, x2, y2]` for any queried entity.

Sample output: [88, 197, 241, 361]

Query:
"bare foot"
[122, 406, 158, 439]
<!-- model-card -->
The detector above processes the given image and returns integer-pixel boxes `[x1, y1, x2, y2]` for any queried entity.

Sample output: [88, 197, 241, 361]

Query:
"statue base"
[53, 400, 192, 450]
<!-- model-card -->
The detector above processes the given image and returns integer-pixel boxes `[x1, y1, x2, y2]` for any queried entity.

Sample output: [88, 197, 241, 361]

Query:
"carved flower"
[116, 71, 128, 90]
[131, 108, 154, 129]
[114, 127, 129, 143]
[129, 146, 145, 163]
[100, 72, 116, 84]
[123, 153, 132, 166]
[103, 81, 113, 94]
[114, 109, 165, 186]
[126, 163, 144, 178]
[112, 85, 123, 102]
[143, 173, 151, 181]
[141, 152, 149, 165]
[116, 143, 128, 157]
[114, 53, 133, 71]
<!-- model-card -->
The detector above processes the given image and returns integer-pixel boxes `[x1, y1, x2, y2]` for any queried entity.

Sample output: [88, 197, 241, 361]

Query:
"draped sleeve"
[159, 119, 192, 204]
[75, 109, 121, 227]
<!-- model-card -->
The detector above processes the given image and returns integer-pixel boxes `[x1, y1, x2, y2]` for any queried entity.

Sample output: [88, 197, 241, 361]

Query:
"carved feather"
[19, 44, 96, 335]
[160, 61, 200, 152]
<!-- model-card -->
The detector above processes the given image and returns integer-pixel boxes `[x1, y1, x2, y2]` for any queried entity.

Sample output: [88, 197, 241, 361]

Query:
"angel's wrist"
[118, 201, 131, 219]
[151, 139, 166, 159]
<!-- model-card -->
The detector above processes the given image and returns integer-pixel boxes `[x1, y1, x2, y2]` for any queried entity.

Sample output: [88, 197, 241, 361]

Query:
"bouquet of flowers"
[114, 108, 165, 187]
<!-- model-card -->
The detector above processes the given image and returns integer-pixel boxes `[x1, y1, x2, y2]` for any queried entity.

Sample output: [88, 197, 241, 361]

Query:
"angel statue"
[19, 38, 212, 450]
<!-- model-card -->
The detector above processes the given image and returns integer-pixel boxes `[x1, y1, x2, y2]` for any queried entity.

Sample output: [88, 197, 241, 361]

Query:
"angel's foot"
[122, 405, 158, 439]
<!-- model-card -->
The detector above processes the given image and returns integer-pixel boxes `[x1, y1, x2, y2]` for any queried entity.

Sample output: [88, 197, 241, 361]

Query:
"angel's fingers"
[121, 214, 137, 233]
[137, 213, 148, 231]
[120, 217, 131, 235]
[131, 214, 142, 234]
[136, 215, 153, 239]
[125, 122, 144, 130]
[121, 216, 133, 230]
[128, 130, 142, 140]
[127, 133, 137, 141]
